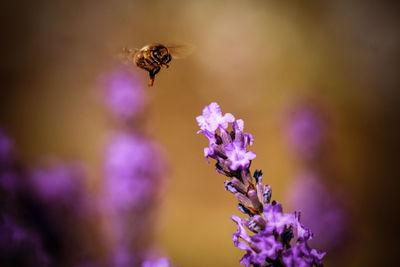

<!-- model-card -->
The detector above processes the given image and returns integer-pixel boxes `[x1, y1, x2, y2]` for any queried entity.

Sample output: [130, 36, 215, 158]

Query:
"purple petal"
[263, 203, 295, 234]
[310, 249, 326, 266]
[196, 102, 235, 133]
[225, 140, 256, 170]
[231, 215, 251, 245]
[251, 233, 283, 261]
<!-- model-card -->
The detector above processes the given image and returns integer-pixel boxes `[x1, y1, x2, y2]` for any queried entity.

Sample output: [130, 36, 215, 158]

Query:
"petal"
[207, 102, 222, 116]
[234, 119, 244, 132]
[221, 113, 235, 129]
[310, 249, 326, 266]
[231, 215, 251, 243]
[243, 133, 254, 146]
[246, 151, 257, 161]
[204, 147, 212, 163]
[196, 115, 207, 130]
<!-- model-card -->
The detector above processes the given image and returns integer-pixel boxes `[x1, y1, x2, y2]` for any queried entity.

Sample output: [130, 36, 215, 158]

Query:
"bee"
[122, 43, 192, 87]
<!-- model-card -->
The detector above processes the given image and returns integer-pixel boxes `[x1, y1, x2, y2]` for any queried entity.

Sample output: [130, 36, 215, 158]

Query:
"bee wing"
[168, 44, 195, 59]
[116, 47, 139, 62]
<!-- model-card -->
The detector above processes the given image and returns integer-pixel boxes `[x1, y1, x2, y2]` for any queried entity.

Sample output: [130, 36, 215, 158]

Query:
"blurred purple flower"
[22, 161, 100, 266]
[103, 132, 164, 211]
[100, 65, 147, 120]
[0, 129, 103, 266]
[285, 105, 325, 158]
[30, 162, 89, 209]
[142, 257, 171, 267]
[102, 131, 166, 266]
[288, 173, 348, 250]
[109, 244, 136, 267]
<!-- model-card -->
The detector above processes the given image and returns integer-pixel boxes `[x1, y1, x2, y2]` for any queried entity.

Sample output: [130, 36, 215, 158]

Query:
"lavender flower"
[197, 102, 326, 266]
[99, 65, 147, 120]
[99, 60, 169, 266]
[102, 131, 165, 266]
[197, 102, 235, 133]
[263, 203, 295, 235]
[196, 102, 256, 172]
[225, 139, 256, 171]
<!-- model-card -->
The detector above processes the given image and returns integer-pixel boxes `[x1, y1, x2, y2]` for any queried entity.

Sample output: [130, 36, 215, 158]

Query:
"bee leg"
[148, 71, 155, 87]
[148, 78, 154, 87]
[148, 67, 161, 87]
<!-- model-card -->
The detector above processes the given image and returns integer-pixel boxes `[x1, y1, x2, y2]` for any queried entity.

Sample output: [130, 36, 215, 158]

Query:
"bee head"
[152, 45, 171, 64]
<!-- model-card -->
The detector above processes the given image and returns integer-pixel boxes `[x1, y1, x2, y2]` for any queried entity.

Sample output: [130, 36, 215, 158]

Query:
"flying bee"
[122, 43, 193, 87]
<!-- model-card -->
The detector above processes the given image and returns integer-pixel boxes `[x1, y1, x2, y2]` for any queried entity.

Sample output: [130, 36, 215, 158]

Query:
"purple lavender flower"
[225, 140, 256, 170]
[263, 203, 295, 235]
[282, 239, 326, 267]
[197, 102, 326, 266]
[197, 103, 256, 172]
[196, 102, 235, 134]
[250, 233, 283, 262]
[282, 243, 310, 267]
[99, 65, 147, 120]
[231, 202, 325, 267]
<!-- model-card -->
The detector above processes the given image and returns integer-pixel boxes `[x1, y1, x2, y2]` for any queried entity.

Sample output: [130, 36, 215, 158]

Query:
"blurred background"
[0, 1, 399, 266]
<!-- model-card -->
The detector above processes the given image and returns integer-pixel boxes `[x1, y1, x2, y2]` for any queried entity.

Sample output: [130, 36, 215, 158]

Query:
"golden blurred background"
[1, 1, 399, 266]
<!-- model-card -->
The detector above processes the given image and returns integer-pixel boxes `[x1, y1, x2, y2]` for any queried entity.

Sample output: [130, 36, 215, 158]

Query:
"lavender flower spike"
[197, 102, 256, 172]
[196, 102, 326, 266]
